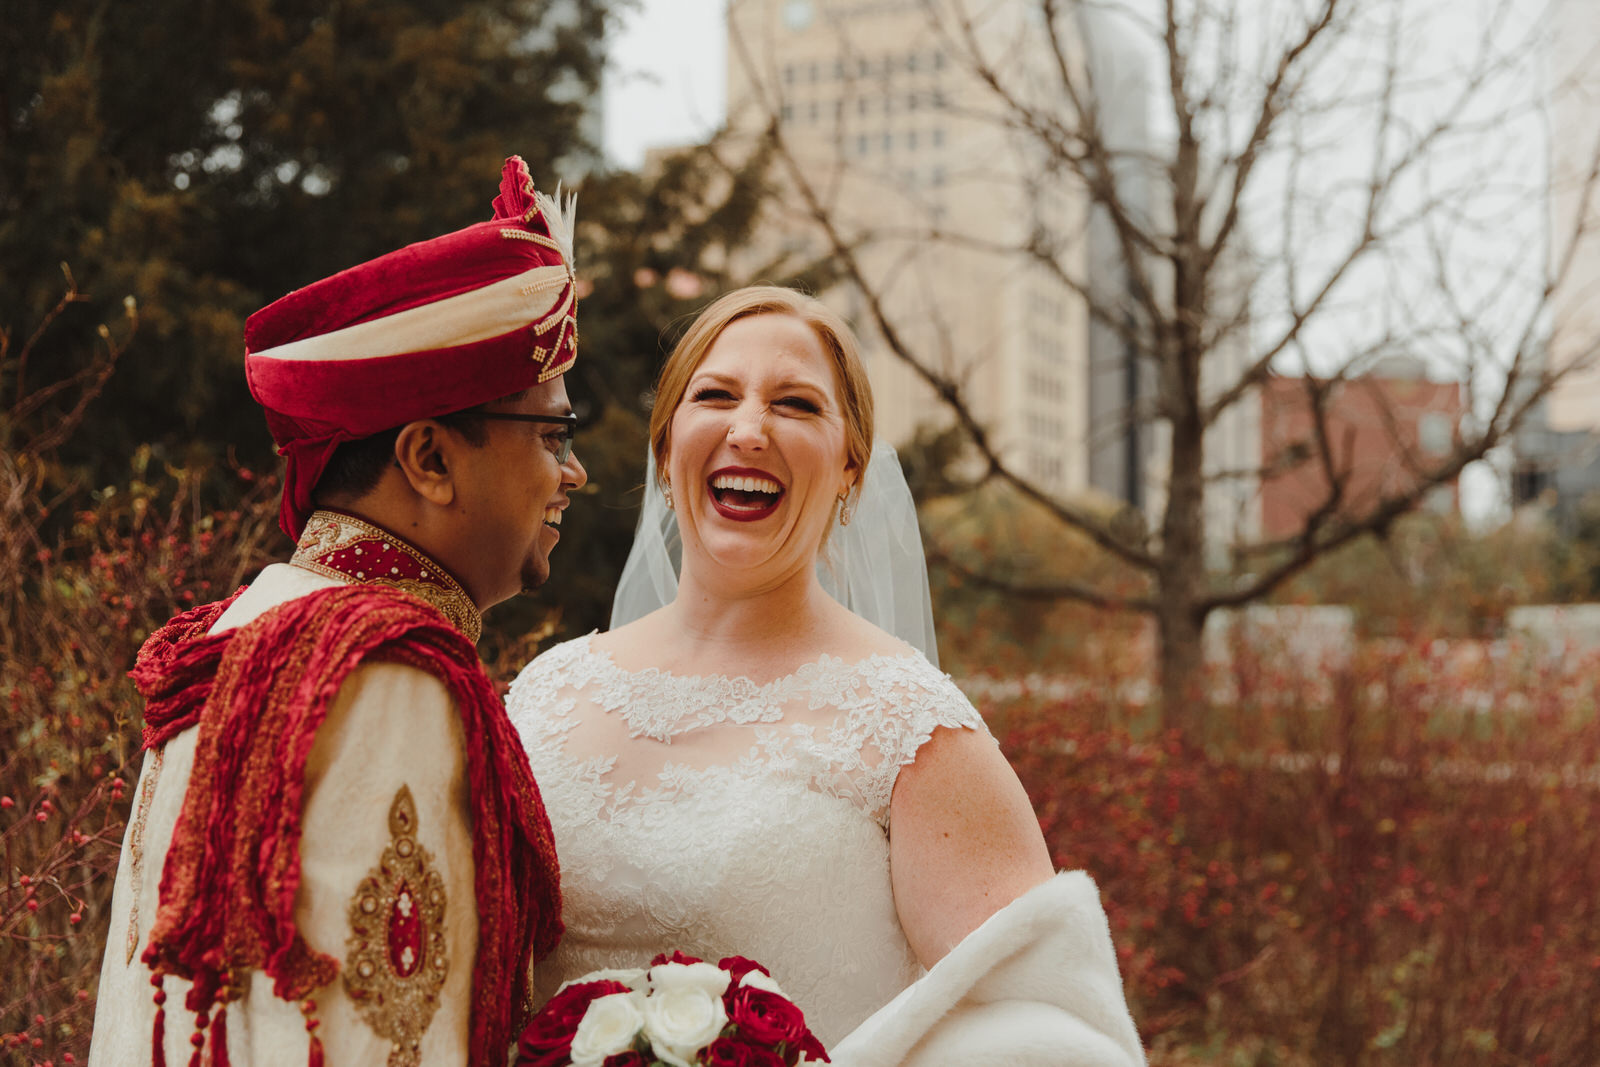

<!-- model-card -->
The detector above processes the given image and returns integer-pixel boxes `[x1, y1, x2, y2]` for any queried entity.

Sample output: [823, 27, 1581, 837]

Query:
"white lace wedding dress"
[504, 632, 990, 1046]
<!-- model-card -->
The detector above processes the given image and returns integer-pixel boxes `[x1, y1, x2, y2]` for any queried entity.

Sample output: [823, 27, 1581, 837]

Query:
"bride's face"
[666, 313, 856, 585]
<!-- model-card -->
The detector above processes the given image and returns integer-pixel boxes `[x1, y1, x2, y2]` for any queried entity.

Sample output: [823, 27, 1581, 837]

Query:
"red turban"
[245, 155, 578, 539]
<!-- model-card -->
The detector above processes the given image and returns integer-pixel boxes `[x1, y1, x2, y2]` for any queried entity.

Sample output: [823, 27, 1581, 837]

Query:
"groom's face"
[449, 377, 587, 602]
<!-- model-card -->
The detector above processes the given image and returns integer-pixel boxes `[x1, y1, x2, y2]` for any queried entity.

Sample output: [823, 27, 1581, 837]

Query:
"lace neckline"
[576, 632, 927, 693]
[290, 508, 482, 642]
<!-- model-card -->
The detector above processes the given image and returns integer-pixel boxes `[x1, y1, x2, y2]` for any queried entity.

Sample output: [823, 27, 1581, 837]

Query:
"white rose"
[568, 992, 644, 1067]
[648, 960, 732, 999]
[739, 969, 786, 997]
[642, 983, 728, 1064]
[557, 967, 648, 994]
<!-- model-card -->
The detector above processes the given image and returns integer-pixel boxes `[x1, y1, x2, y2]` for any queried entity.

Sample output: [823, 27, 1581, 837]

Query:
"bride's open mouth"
[708, 468, 785, 522]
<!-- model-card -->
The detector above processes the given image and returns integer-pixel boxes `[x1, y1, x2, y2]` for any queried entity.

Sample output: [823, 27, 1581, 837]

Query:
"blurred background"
[4, 1, 1599, 1063]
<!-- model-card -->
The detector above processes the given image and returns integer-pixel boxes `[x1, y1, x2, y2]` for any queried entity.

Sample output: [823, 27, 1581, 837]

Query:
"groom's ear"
[394, 420, 457, 507]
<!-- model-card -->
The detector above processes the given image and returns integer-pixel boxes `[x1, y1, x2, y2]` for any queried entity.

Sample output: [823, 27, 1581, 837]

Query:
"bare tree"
[725, 0, 1600, 724]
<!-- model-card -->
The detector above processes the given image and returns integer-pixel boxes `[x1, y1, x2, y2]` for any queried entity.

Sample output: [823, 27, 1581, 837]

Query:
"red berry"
[0, 796, 12, 808]
[69, 912, 82, 926]
[26, 900, 38, 913]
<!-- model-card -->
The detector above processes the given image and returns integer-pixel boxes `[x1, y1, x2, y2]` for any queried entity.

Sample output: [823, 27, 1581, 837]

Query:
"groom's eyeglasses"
[455, 412, 579, 463]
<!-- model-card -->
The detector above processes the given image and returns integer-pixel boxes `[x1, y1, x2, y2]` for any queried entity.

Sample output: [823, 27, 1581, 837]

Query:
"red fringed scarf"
[129, 585, 562, 1067]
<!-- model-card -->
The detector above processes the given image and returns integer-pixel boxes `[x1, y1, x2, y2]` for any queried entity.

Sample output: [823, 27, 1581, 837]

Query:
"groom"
[89, 157, 583, 1067]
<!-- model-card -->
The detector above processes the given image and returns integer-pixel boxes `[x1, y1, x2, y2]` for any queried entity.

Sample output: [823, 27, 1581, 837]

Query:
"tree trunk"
[1156, 438, 1206, 731]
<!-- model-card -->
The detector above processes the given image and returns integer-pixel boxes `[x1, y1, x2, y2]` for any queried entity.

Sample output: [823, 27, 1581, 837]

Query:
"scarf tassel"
[302, 998, 325, 1067]
[211, 1001, 230, 1067]
[150, 973, 168, 1067]
[185, 1008, 209, 1067]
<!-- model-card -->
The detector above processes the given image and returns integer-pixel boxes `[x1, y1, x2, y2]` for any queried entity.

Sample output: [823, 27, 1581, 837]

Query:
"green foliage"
[3, 0, 614, 476]
[913, 469, 1148, 678]
[1273, 512, 1599, 638]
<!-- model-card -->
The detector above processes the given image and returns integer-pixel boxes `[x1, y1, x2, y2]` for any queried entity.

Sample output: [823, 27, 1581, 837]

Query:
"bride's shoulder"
[824, 615, 974, 719]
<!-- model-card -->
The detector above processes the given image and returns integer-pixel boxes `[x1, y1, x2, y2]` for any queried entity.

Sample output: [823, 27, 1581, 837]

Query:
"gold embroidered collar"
[290, 509, 482, 643]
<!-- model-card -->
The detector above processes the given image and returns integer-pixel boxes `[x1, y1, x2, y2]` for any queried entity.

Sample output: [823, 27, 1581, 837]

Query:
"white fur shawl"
[829, 872, 1147, 1066]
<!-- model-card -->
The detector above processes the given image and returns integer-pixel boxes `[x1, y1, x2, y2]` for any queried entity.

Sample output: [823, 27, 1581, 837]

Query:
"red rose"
[795, 1028, 831, 1063]
[739, 1045, 787, 1067]
[726, 986, 807, 1049]
[717, 956, 773, 987]
[649, 949, 704, 967]
[704, 1038, 755, 1066]
[515, 980, 633, 1067]
[602, 1053, 648, 1067]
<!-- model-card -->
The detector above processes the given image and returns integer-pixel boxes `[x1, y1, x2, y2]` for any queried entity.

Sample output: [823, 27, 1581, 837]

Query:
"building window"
[907, 130, 918, 150]
[784, 65, 796, 85]
[781, 103, 794, 122]
[857, 133, 870, 156]
[932, 127, 945, 147]
[858, 97, 869, 116]
[1419, 412, 1451, 456]
[882, 131, 892, 151]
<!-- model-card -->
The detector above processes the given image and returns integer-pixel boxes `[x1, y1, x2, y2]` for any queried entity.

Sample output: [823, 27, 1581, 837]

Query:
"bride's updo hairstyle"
[650, 286, 875, 509]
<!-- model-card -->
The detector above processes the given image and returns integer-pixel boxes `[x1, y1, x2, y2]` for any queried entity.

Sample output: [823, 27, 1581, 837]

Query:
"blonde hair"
[649, 286, 874, 501]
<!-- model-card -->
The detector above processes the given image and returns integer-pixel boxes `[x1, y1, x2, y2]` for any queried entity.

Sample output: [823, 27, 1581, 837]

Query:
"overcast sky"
[602, 0, 727, 168]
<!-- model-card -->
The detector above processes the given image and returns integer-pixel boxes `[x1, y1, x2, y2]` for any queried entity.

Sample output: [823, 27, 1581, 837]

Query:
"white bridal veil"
[609, 441, 940, 667]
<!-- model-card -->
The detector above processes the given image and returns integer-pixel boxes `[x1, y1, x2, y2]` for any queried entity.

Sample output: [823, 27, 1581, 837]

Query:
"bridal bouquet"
[516, 951, 830, 1067]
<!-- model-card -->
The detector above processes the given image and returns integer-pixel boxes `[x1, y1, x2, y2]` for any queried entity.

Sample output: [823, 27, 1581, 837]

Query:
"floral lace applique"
[507, 632, 988, 826]
[503, 633, 993, 1044]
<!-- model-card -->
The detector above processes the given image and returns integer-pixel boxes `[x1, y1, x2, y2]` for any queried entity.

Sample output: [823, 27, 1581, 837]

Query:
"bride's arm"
[887, 725, 1056, 967]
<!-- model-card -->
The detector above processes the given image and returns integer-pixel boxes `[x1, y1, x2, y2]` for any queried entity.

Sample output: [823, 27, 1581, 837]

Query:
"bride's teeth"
[543, 507, 561, 526]
[711, 474, 782, 494]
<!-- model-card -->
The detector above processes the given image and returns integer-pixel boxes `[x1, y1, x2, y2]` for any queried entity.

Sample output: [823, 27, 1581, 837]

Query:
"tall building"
[724, 0, 1260, 556]
[724, 0, 1093, 496]
[1075, 7, 1259, 554]
[1511, 0, 1600, 529]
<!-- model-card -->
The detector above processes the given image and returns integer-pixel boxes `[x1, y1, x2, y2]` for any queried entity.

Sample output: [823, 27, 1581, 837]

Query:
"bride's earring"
[663, 478, 675, 511]
[837, 491, 852, 526]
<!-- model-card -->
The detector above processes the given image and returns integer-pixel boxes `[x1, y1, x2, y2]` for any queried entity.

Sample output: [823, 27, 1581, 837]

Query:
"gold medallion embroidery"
[344, 785, 448, 1067]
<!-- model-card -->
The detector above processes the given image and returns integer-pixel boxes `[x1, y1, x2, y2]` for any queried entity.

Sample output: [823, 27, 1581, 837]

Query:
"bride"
[506, 287, 1144, 1065]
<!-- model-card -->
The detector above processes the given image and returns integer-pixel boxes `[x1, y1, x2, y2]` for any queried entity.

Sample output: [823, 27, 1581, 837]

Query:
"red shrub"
[996, 635, 1600, 1066]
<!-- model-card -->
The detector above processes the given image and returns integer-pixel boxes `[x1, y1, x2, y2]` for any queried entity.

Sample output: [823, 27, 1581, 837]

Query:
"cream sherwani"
[89, 563, 480, 1065]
